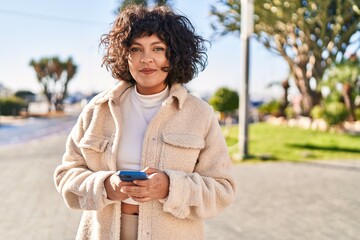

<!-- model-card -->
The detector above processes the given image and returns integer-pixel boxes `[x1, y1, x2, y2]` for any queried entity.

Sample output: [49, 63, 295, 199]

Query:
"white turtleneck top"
[117, 85, 169, 204]
[116, 86, 170, 170]
[117, 85, 169, 170]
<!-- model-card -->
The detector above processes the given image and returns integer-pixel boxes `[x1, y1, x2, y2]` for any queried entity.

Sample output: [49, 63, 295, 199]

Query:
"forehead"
[132, 34, 166, 45]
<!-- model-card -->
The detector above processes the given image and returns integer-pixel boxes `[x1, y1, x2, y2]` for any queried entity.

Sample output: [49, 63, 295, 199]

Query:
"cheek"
[128, 61, 137, 76]
[156, 54, 170, 68]
[163, 58, 170, 67]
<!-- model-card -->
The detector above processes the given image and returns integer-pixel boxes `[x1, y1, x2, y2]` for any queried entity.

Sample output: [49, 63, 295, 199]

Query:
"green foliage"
[310, 105, 324, 120]
[258, 100, 281, 117]
[209, 87, 239, 113]
[320, 59, 360, 121]
[14, 90, 36, 102]
[310, 102, 349, 125]
[0, 97, 27, 116]
[210, 0, 240, 35]
[355, 108, 360, 120]
[324, 91, 342, 103]
[323, 60, 360, 87]
[284, 106, 296, 119]
[210, 0, 360, 114]
[115, 0, 172, 13]
[323, 102, 349, 126]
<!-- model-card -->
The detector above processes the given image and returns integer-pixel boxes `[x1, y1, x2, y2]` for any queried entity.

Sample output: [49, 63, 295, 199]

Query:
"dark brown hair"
[100, 5, 208, 85]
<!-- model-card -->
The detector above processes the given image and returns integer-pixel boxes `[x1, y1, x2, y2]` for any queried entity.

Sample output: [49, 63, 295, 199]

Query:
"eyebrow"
[131, 41, 166, 46]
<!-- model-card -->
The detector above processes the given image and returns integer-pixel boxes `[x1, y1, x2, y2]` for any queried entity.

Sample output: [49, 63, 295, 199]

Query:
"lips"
[140, 68, 156, 74]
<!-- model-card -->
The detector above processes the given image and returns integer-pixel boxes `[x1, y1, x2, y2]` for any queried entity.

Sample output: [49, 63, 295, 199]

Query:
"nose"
[141, 57, 153, 64]
[140, 52, 154, 63]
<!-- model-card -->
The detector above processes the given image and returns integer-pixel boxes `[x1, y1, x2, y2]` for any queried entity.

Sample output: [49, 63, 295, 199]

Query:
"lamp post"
[239, 0, 253, 159]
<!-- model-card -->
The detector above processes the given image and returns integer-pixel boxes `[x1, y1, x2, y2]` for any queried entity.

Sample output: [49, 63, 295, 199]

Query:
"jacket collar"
[94, 81, 132, 105]
[94, 81, 188, 110]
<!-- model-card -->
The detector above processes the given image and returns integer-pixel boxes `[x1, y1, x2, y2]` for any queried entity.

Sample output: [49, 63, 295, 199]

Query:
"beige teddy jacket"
[54, 82, 236, 240]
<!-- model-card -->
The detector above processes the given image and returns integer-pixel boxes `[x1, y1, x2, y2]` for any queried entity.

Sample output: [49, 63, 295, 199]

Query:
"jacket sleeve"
[53, 106, 116, 211]
[161, 109, 237, 219]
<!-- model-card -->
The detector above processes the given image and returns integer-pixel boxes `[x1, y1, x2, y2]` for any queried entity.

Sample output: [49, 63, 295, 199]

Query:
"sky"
[0, 0, 289, 100]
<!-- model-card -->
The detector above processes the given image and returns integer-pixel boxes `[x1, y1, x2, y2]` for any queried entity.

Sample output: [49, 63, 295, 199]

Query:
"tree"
[209, 87, 239, 119]
[210, 0, 360, 115]
[14, 90, 36, 103]
[320, 56, 360, 121]
[29, 57, 77, 112]
[265, 74, 291, 117]
[115, 0, 172, 13]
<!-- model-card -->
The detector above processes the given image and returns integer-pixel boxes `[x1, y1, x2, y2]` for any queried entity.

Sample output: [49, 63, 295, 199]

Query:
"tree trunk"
[291, 64, 321, 116]
[343, 83, 355, 121]
[279, 79, 289, 117]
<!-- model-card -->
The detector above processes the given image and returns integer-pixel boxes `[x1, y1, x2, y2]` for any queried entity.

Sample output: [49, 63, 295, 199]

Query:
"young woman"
[54, 5, 236, 240]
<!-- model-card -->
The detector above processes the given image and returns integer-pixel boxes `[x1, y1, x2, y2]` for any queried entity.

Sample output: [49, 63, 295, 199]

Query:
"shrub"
[209, 87, 239, 114]
[285, 106, 296, 119]
[258, 100, 281, 117]
[355, 108, 360, 121]
[323, 102, 349, 126]
[310, 105, 324, 120]
[0, 97, 27, 116]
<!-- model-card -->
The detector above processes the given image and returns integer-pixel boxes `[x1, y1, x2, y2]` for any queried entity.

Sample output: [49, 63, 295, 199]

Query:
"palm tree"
[321, 58, 360, 121]
[29, 57, 77, 112]
[266, 76, 291, 118]
[210, 0, 360, 116]
[115, 0, 172, 13]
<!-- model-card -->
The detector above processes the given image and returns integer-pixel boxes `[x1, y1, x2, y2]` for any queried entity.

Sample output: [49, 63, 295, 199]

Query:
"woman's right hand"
[104, 173, 133, 201]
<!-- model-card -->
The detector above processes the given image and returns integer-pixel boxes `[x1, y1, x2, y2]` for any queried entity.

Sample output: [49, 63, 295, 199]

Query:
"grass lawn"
[224, 122, 360, 162]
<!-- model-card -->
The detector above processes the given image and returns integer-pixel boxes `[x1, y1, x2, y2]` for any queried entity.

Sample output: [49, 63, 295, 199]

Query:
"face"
[128, 34, 170, 95]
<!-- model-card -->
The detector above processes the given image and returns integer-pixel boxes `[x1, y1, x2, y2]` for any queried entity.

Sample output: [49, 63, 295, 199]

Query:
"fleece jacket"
[54, 81, 237, 240]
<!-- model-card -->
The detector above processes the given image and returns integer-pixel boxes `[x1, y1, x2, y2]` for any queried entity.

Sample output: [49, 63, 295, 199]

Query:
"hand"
[104, 173, 133, 201]
[120, 167, 170, 203]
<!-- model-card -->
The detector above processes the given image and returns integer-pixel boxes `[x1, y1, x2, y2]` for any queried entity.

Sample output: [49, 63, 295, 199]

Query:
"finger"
[119, 181, 134, 187]
[120, 186, 144, 196]
[143, 167, 159, 175]
[133, 179, 148, 186]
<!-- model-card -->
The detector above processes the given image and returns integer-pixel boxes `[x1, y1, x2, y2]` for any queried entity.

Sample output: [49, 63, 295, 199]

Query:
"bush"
[323, 102, 349, 126]
[258, 100, 281, 117]
[355, 108, 360, 121]
[285, 106, 296, 119]
[310, 105, 324, 120]
[0, 97, 27, 116]
[209, 87, 239, 114]
[14, 90, 36, 102]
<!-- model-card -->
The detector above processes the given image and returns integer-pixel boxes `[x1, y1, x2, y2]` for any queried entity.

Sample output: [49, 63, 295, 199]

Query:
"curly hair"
[100, 5, 208, 85]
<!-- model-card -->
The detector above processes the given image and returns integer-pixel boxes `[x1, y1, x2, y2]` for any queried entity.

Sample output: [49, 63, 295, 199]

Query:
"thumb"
[142, 167, 160, 175]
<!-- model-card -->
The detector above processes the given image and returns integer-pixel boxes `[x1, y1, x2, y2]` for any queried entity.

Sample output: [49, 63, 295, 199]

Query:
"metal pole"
[239, 0, 253, 159]
[239, 36, 250, 158]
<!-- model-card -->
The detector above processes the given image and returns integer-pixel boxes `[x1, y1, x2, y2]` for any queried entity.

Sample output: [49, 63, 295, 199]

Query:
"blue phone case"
[118, 170, 148, 182]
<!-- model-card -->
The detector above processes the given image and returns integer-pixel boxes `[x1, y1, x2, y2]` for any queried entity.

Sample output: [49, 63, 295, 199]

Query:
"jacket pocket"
[160, 133, 205, 172]
[78, 134, 110, 171]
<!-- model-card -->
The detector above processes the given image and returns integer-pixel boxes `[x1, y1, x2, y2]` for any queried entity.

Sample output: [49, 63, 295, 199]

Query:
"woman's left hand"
[120, 167, 169, 203]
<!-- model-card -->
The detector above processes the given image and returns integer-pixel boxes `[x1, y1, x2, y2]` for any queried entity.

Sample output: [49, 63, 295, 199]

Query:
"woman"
[54, 5, 236, 240]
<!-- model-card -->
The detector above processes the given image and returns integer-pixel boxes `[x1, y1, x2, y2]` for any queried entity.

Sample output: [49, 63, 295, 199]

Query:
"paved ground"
[0, 132, 360, 240]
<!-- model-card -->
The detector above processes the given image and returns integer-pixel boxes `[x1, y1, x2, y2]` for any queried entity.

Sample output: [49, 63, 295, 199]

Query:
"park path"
[0, 132, 359, 239]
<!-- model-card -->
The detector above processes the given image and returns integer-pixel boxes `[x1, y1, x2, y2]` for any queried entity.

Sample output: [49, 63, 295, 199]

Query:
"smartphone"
[118, 170, 148, 182]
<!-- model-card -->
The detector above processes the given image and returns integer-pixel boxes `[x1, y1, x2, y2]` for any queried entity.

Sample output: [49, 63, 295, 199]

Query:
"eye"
[130, 47, 142, 53]
[154, 47, 165, 52]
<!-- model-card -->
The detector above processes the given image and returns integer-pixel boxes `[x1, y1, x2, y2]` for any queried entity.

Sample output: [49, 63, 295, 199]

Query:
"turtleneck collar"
[131, 85, 170, 108]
